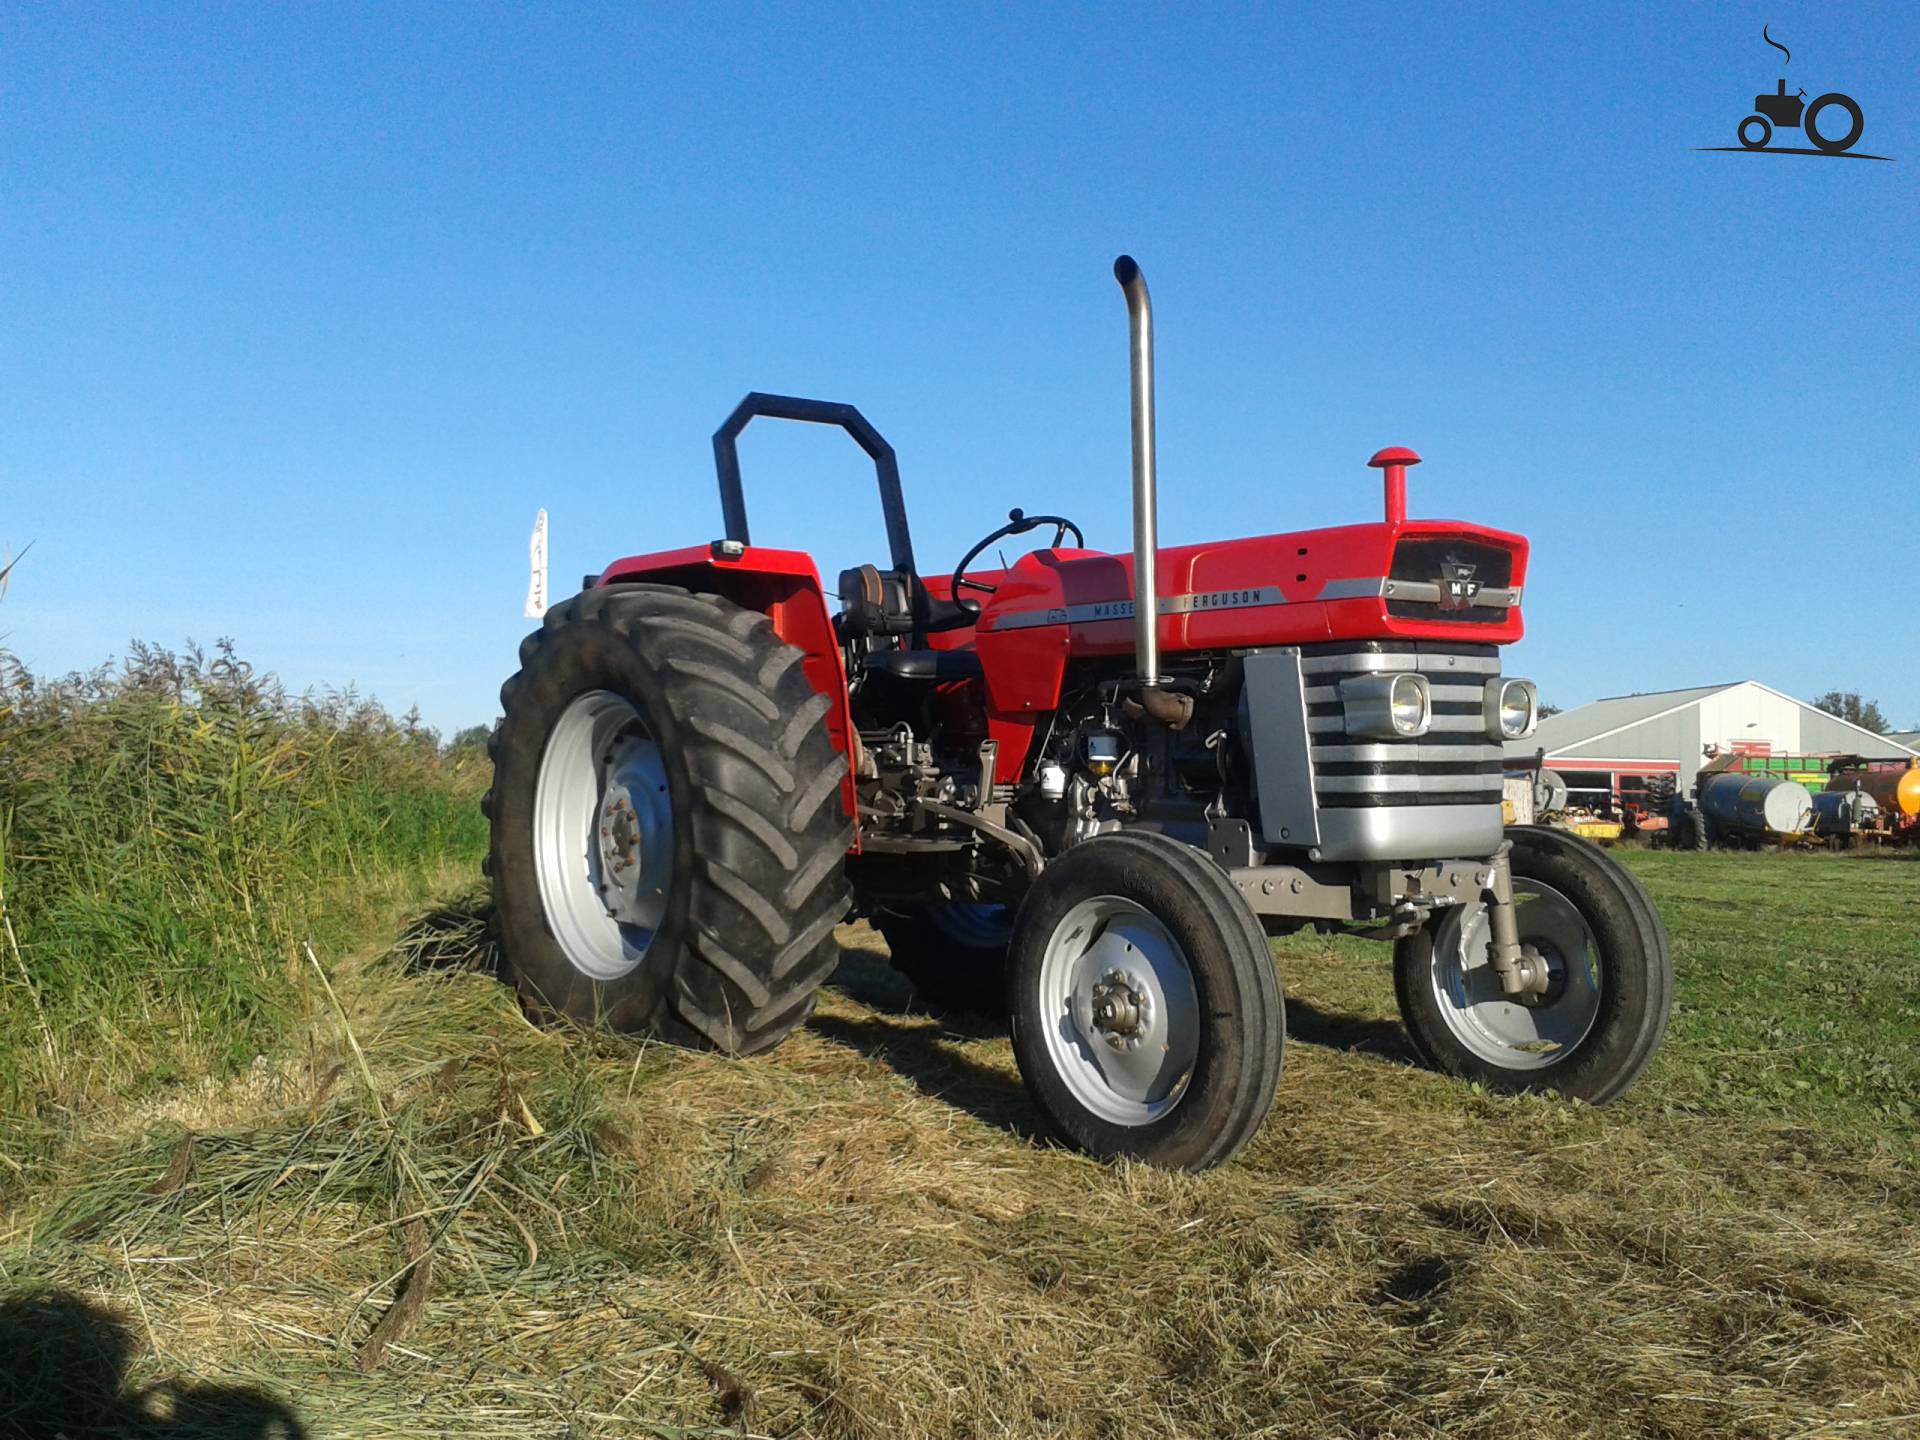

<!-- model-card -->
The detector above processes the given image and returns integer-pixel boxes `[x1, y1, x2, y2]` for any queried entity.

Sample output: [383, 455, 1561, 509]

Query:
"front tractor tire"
[1392, 826, 1672, 1104]
[486, 585, 853, 1055]
[1007, 831, 1284, 1171]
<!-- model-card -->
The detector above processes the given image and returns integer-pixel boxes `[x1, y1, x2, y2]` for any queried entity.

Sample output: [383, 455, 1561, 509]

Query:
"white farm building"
[1504, 681, 1919, 808]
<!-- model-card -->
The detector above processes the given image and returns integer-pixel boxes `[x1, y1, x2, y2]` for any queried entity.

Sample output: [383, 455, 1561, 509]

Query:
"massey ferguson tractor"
[485, 258, 1672, 1170]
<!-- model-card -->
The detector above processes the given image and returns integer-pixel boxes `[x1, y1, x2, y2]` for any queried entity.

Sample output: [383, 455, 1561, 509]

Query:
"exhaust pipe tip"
[1113, 254, 1141, 286]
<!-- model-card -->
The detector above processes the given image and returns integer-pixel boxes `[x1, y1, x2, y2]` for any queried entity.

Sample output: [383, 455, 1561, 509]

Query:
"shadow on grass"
[1283, 997, 1419, 1066]
[391, 891, 498, 976]
[808, 1010, 1048, 1144]
[826, 945, 1007, 1038]
[814, 947, 1041, 1141]
[0, 1290, 307, 1438]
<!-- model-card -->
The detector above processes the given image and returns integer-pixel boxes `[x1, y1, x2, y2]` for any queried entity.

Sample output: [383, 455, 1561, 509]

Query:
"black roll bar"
[711, 393, 917, 578]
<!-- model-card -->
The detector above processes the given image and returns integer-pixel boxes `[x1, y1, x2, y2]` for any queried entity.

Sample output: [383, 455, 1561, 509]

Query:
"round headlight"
[1498, 679, 1538, 739]
[1389, 673, 1431, 736]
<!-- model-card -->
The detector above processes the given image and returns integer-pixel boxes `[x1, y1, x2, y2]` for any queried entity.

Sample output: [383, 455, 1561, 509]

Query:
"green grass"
[1634, 850, 1920, 1128]
[0, 642, 488, 1109]
[1274, 849, 1920, 1138]
[2, 663, 1916, 1438]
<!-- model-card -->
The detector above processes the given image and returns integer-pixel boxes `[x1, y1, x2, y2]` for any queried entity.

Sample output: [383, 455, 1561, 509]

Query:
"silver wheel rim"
[928, 903, 1013, 951]
[1429, 878, 1601, 1069]
[533, 690, 673, 981]
[1038, 895, 1200, 1126]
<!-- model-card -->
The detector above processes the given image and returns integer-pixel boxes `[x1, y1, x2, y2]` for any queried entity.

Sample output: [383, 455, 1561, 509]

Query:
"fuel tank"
[1825, 765, 1920, 819]
[1699, 772, 1813, 835]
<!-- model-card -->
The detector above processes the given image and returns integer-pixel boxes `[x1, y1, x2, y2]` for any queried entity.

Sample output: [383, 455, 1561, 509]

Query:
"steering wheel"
[950, 508, 1086, 616]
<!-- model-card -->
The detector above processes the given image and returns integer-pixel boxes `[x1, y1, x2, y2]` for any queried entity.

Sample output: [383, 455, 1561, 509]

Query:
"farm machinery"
[1823, 759, 1920, 844]
[1672, 754, 1920, 849]
[484, 258, 1673, 1169]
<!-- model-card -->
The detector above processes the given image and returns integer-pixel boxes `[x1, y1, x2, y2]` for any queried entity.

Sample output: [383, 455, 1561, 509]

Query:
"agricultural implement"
[1672, 754, 1920, 850]
[484, 258, 1673, 1169]
[1506, 765, 1627, 843]
[1824, 759, 1920, 844]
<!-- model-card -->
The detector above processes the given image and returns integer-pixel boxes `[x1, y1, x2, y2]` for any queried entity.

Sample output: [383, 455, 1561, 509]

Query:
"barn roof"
[1524, 683, 1736, 757]
[1508, 681, 1920, 765]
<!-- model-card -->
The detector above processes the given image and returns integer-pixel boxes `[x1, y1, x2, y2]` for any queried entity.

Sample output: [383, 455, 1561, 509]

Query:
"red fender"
[593, 545, 858, 844]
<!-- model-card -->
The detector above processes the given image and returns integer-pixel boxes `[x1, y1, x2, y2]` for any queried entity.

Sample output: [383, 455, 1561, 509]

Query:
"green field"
[4, 661, 1917, 1437]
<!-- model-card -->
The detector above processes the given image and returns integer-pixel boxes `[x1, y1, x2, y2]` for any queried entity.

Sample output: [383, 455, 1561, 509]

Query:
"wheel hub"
[1037, 896, 1202, 1126]
[591, 731, 672, 928]
[1090, 971, 1144, 1052]
[1508, 943, 1555, 999]
[1426, 881, 1602, 1068]
[532, 693, 674, 980]
[1088, 969, 1153, 1049]
[1512, 944, 1566, 1006]
[597, 788, 645, 904]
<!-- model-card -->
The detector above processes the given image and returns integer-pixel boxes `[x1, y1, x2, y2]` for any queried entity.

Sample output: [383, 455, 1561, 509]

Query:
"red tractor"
[485, 258, 1672, 1169]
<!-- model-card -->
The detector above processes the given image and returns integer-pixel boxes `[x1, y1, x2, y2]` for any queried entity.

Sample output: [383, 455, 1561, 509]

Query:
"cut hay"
[6, 855, 1918, 1438]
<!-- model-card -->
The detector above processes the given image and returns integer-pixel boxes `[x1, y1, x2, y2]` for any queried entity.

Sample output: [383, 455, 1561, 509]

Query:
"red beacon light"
[1367, 446, 1421, 526]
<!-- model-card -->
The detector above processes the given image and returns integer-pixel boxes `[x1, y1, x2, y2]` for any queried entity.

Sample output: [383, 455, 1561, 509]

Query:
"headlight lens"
[1389, 673, 1430, 735]
[1339, 672, 1431, 739]
[1488, 678, 1538, 739]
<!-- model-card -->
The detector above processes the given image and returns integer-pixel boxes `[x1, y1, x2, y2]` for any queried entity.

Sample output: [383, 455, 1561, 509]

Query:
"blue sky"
[4, 3, 1916, 735]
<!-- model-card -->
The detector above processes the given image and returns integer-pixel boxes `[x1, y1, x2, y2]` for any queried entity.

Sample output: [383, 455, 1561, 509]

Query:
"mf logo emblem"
[1438, 561, 1481, 612]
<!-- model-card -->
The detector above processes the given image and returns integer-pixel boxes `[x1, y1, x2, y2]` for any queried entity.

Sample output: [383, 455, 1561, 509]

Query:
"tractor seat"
[862, 647, 983, 682]
[837, 564, 915, 637]
[836, 563, 974, 639]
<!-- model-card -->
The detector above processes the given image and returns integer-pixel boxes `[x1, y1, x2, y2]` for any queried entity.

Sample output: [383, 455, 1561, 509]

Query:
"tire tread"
[489, 584, 851, 1057]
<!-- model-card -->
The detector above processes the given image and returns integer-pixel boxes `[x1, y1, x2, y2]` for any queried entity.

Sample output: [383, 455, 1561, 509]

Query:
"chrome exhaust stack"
[1113, 255, 1191, 728]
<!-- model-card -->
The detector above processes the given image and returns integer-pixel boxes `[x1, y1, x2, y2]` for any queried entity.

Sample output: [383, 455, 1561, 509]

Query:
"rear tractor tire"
[1392, 825, 1671, 1104]
[1006, 831, 1284, 1170]
[873, 904, 1012, 1015]
[485, 585, 853, 1055]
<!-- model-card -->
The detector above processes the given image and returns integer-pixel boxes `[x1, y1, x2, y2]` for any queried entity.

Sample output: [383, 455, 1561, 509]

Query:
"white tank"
[1699, 772, 1813, 835]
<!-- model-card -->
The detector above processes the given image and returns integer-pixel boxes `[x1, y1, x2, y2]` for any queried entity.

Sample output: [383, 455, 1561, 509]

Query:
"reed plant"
[0, 641, 486, 1111]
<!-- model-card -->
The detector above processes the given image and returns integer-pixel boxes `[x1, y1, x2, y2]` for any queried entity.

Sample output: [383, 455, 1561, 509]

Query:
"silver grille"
[1301, 644, 1505, 811]
[1235, 642, 1506, 862]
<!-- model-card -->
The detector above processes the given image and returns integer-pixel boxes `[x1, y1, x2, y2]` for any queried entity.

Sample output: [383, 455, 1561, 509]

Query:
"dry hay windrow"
[3, 894, 1917, 1439]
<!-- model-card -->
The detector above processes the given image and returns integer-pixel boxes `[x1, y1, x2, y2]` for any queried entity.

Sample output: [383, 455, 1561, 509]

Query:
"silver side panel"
[982, 581, 1519, 633]
[1240, 649, 1320, 848]
[1316, 578, 1523, 608]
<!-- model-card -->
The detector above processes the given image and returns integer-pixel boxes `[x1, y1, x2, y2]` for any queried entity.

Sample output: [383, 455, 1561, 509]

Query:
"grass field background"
[3, 650, 1916, 1438]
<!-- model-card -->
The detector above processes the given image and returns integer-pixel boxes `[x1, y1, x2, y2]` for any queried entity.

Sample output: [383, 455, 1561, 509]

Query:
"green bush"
[0, 641, 487, 1109]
